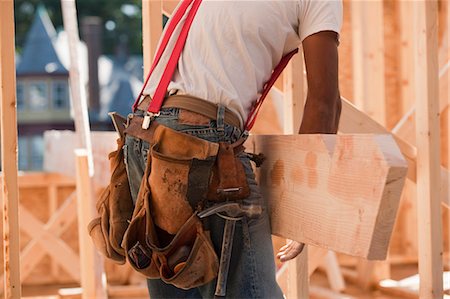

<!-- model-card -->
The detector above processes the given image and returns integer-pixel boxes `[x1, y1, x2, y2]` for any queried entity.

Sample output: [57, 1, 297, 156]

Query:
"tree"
[14, 0, 143, 55]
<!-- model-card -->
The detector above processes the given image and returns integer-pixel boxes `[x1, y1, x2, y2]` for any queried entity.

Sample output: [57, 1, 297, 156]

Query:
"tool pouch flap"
[122, 152, 160, 278]
[149, 126, 219, 234]
[88, 137, 134, 264]
[207, 141, 250, 202]
[148, 213, 219, 290]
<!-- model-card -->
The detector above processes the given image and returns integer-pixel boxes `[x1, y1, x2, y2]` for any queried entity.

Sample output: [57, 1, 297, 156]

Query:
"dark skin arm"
[277, 30, 341, 262]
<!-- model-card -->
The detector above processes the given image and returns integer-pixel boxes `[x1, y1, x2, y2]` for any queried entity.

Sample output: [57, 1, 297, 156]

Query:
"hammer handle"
[215, 219, 236, 297]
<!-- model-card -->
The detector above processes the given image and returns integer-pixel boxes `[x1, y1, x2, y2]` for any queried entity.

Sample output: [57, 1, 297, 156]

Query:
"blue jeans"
[124, 107, 283, 299]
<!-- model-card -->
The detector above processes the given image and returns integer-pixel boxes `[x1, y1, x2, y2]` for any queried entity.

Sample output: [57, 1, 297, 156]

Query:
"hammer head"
[198, 201, 263, 219]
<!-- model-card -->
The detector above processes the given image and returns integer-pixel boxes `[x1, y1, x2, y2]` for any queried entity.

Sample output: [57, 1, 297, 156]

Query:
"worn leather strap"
[138, 95, 241, 129]
[124, 116, 160, 143]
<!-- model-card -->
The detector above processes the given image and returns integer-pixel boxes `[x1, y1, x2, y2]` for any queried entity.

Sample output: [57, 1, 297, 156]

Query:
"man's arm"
[300, 30, 341, 134]
[277, 30, 341, 262]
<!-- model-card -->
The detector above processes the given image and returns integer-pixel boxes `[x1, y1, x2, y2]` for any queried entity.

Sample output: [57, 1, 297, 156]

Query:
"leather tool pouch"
[123, 125, 219, 288]
[207, 141, 250, 202]
[88, 137, 134, 264]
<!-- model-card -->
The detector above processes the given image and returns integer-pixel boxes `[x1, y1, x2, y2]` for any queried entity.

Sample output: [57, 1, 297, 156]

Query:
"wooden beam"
[19, 206, 81, 279]
[283, 50, 304, 134]
[323, 252, 345, 292]
[75, 150, 107, 299]
[1, 173, 75, 188]
[142, 0, 162, 75]
[399, 1, 415, 115]
[341, 98, 450, 208]
[248, 133, 408, 260]
[351, 0, 386, 125]
[287, 247, 308, 298]
[61, 0, 94, 176]
[0, 0, 21, 298]
[283, 46, 308, 298]
[414, 1, 443, 298]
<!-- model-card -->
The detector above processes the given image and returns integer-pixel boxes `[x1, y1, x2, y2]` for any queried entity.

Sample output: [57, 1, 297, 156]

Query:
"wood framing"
[413, 1, 443, 298]
[75, 150, 107, 299]
[340, 98, 450, 208]
[247, 133, 407, 260]
[0, 175, 77, 294]
[351, 1, 386, 125]
[61, 0, 94, 176]
[283, 51, 304, 134]
[142, 0, 162, 75]
[283, 48, 308, 298]
[0, 0, 21, 298]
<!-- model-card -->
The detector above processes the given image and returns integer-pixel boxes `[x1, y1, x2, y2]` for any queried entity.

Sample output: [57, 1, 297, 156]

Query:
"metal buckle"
[141, 111, 160, 129]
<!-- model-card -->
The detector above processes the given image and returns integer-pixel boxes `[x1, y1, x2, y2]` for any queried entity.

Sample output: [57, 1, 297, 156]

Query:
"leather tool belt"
[89, 95, 251, 289]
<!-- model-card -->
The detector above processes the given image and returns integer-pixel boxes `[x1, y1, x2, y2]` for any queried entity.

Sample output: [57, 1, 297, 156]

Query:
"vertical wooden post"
[414, 1, 443, 298]
[75, 150, 106, 299]
[61, 0, 94, 176]
[0, 1, 21, 298]
[287, 247, 308, 298]
[142, 0, 163, 75]
[49, 185, 59, 278]
[351, 0, 386, 125]
[61, 1, 106, 298]
[399, 1, 415, 115]
[283, 52, 304, 134]
[283, 48, 308, 298]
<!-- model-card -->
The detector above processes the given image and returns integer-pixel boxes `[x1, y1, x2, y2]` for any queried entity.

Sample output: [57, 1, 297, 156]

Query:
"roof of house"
[16, 6, 143, 122]
[16, 6, 68, 76]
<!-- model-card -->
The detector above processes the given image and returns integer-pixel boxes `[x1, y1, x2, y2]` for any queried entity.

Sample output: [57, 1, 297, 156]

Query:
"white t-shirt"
[143, 0, 343, 127]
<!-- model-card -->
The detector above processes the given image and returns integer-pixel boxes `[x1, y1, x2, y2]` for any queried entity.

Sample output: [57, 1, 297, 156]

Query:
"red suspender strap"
[149, 0, 202, 114]
[244, 48, 298, 131]
[131, 0, 196, 112]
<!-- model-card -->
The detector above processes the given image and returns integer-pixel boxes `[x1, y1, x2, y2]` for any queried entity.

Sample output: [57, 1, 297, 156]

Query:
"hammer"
[198, 202, 263, 298]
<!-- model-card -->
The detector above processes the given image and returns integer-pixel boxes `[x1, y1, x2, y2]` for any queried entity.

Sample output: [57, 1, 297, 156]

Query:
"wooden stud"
[142, 0, 162, 75]
[61, 0, 94, 176]
[283, 46, 308, 298]
[399, 1, 415, 115]
[75, 150, 107, 299]
[0, 0, 21, 298]
[283, 50, 304, 134]
[351, 0, 386, 125]
[323, 252, 345, 292]
[447, 0, 450, 273]
[48, 185, 59, 279]
[287, 247, 308, 299]
[414, 1, 443, 298]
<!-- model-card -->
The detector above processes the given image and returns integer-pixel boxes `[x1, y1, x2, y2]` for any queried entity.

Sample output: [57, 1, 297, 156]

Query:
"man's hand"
[276, 240, 305, 262]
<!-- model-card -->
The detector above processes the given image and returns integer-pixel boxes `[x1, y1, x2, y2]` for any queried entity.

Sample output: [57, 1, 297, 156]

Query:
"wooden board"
[246, 134, 407, 260]
[413, 1, 443, 298]
[0, 0, 21, 298]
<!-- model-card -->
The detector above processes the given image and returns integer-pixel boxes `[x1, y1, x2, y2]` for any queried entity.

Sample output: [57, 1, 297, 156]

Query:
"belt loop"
[217, 104, 225, 132]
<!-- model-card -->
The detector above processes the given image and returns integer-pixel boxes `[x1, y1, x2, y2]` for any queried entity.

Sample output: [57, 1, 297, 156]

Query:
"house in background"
[16, 6, 143, 171]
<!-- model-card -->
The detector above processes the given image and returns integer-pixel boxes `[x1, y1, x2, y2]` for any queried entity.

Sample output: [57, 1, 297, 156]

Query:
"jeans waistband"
[137, 94, 242, 129]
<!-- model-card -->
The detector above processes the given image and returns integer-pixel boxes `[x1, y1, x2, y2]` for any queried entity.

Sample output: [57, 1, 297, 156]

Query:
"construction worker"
[124, 1, 342, 298]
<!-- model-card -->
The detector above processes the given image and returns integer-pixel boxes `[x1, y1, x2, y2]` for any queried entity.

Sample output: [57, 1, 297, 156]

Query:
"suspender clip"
[142, 111, 160, 129]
